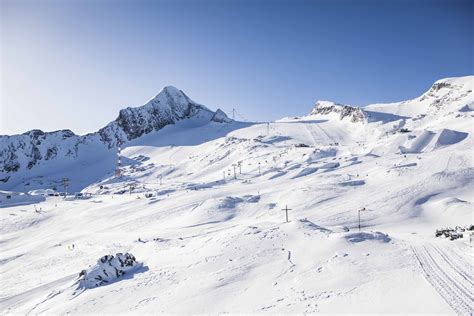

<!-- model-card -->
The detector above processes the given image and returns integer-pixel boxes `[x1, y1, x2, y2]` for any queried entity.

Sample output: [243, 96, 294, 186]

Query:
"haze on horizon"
[1, 0, 472, 135]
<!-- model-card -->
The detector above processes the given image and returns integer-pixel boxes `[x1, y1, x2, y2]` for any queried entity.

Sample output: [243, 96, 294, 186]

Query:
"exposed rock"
[309, 101, 366, 123]
[0, 86, 220, 174]
[211, 109, 232, 123]
[420, 78, 473, 109]
[78, 252, 141, 288]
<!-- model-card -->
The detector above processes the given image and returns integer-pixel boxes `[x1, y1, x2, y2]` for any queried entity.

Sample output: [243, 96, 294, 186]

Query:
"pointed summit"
[161, 85, 181, 93]
[96, 86, 215, 146]
[211, 109, 232, 123]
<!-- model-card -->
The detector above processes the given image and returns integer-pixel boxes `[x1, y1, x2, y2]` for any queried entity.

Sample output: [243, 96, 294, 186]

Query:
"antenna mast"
[115, 141, 123, 177]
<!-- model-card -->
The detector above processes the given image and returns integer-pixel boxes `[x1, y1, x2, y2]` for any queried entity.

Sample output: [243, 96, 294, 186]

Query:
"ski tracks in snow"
[303, 122, 335, 146]
[411, 244, 473, 315]
[303, 123, 319, 146]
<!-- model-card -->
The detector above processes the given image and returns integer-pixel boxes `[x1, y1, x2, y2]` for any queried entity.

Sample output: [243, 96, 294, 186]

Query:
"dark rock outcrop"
[309, 101, 366, 123]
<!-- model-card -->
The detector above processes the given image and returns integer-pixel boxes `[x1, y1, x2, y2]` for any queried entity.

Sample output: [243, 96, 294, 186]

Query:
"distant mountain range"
[0, 76, 472, 191]
[0, 86, 230, 175]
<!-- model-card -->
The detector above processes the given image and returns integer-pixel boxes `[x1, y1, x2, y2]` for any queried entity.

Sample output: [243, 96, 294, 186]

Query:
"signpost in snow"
[62, 178, 69, 198]
[115, 142, 123, 178]
[358, 207, 367, 232]
[128, 183, 135, 195]
[232, 164, 237, 179]
[282, 205, 292, 223]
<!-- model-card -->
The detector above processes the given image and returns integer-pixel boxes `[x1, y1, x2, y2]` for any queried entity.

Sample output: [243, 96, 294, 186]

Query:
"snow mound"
[298, 218, 332, 235]
[217, 195, 260, 209]
[78, 253, 142, 288]
[320, 162, 340, 169]
[268, 171, 287, 179]
[399, 130, 436, 154]
[0, 190, 45, 208]
[292, 167, 318, 178]
[244, 195, 260, 203]
[345, 232, 391, 243]
[218, 196, 244, 209]
[28, 189, 56, 196]
[459, 103, 474, 112]
[435, 129, 468, 148]
[339, 180, 365, 187]
[399, 129, 468, 154]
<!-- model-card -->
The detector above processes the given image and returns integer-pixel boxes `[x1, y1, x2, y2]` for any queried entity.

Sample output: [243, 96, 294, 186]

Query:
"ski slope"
[0, 76, 473, 314]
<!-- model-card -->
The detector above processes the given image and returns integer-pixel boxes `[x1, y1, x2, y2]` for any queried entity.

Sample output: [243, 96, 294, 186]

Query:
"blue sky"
[1, 0, 472, 135]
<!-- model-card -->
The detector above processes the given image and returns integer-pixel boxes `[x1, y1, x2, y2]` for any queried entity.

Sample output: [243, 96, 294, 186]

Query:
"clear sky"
[1, 0, 472, 135]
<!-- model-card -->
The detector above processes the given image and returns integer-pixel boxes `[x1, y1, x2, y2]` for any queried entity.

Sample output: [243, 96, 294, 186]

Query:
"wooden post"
[62, 178, 69, 198]
[358, 207, 366, 232]
[282, 205, 292, 223]
[358, 210, 360, 232]
[115, 141, 122, 177]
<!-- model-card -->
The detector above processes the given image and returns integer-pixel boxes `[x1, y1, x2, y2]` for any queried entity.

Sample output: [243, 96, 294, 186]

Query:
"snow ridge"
[309, 101, 366, 123]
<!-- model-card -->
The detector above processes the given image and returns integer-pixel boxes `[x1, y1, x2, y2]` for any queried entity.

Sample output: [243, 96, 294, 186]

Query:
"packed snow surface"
[0, 76, 473, 314]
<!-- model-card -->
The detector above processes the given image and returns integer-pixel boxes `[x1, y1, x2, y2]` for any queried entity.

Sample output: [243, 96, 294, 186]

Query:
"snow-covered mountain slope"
[366, 75, 473, 118]
[0, 76, 473, 314]
[97, 86, 218, 148]
[0, 86, 230, 191]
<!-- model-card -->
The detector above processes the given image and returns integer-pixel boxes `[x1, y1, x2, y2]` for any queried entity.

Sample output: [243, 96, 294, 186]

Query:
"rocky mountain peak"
[211, 109, 232, 123]
[0, 86, 221, 176]
[309, 100, 366, 123]
[419, 76, 473, 110]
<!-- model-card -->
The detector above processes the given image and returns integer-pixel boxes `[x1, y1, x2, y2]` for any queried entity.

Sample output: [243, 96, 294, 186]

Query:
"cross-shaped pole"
[282, 205, 292, 223]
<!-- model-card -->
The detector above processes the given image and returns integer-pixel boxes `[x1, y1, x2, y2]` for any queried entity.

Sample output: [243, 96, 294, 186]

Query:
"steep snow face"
[309, 101, 366, 123]
[0, 86, 218, 184]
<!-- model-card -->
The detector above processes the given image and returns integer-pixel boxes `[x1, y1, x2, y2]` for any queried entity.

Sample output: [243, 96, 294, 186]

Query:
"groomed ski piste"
[0, 76, 473, 314]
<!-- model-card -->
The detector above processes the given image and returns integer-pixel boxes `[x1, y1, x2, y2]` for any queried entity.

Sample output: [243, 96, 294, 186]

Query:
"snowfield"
[0, 76, 473, 314]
